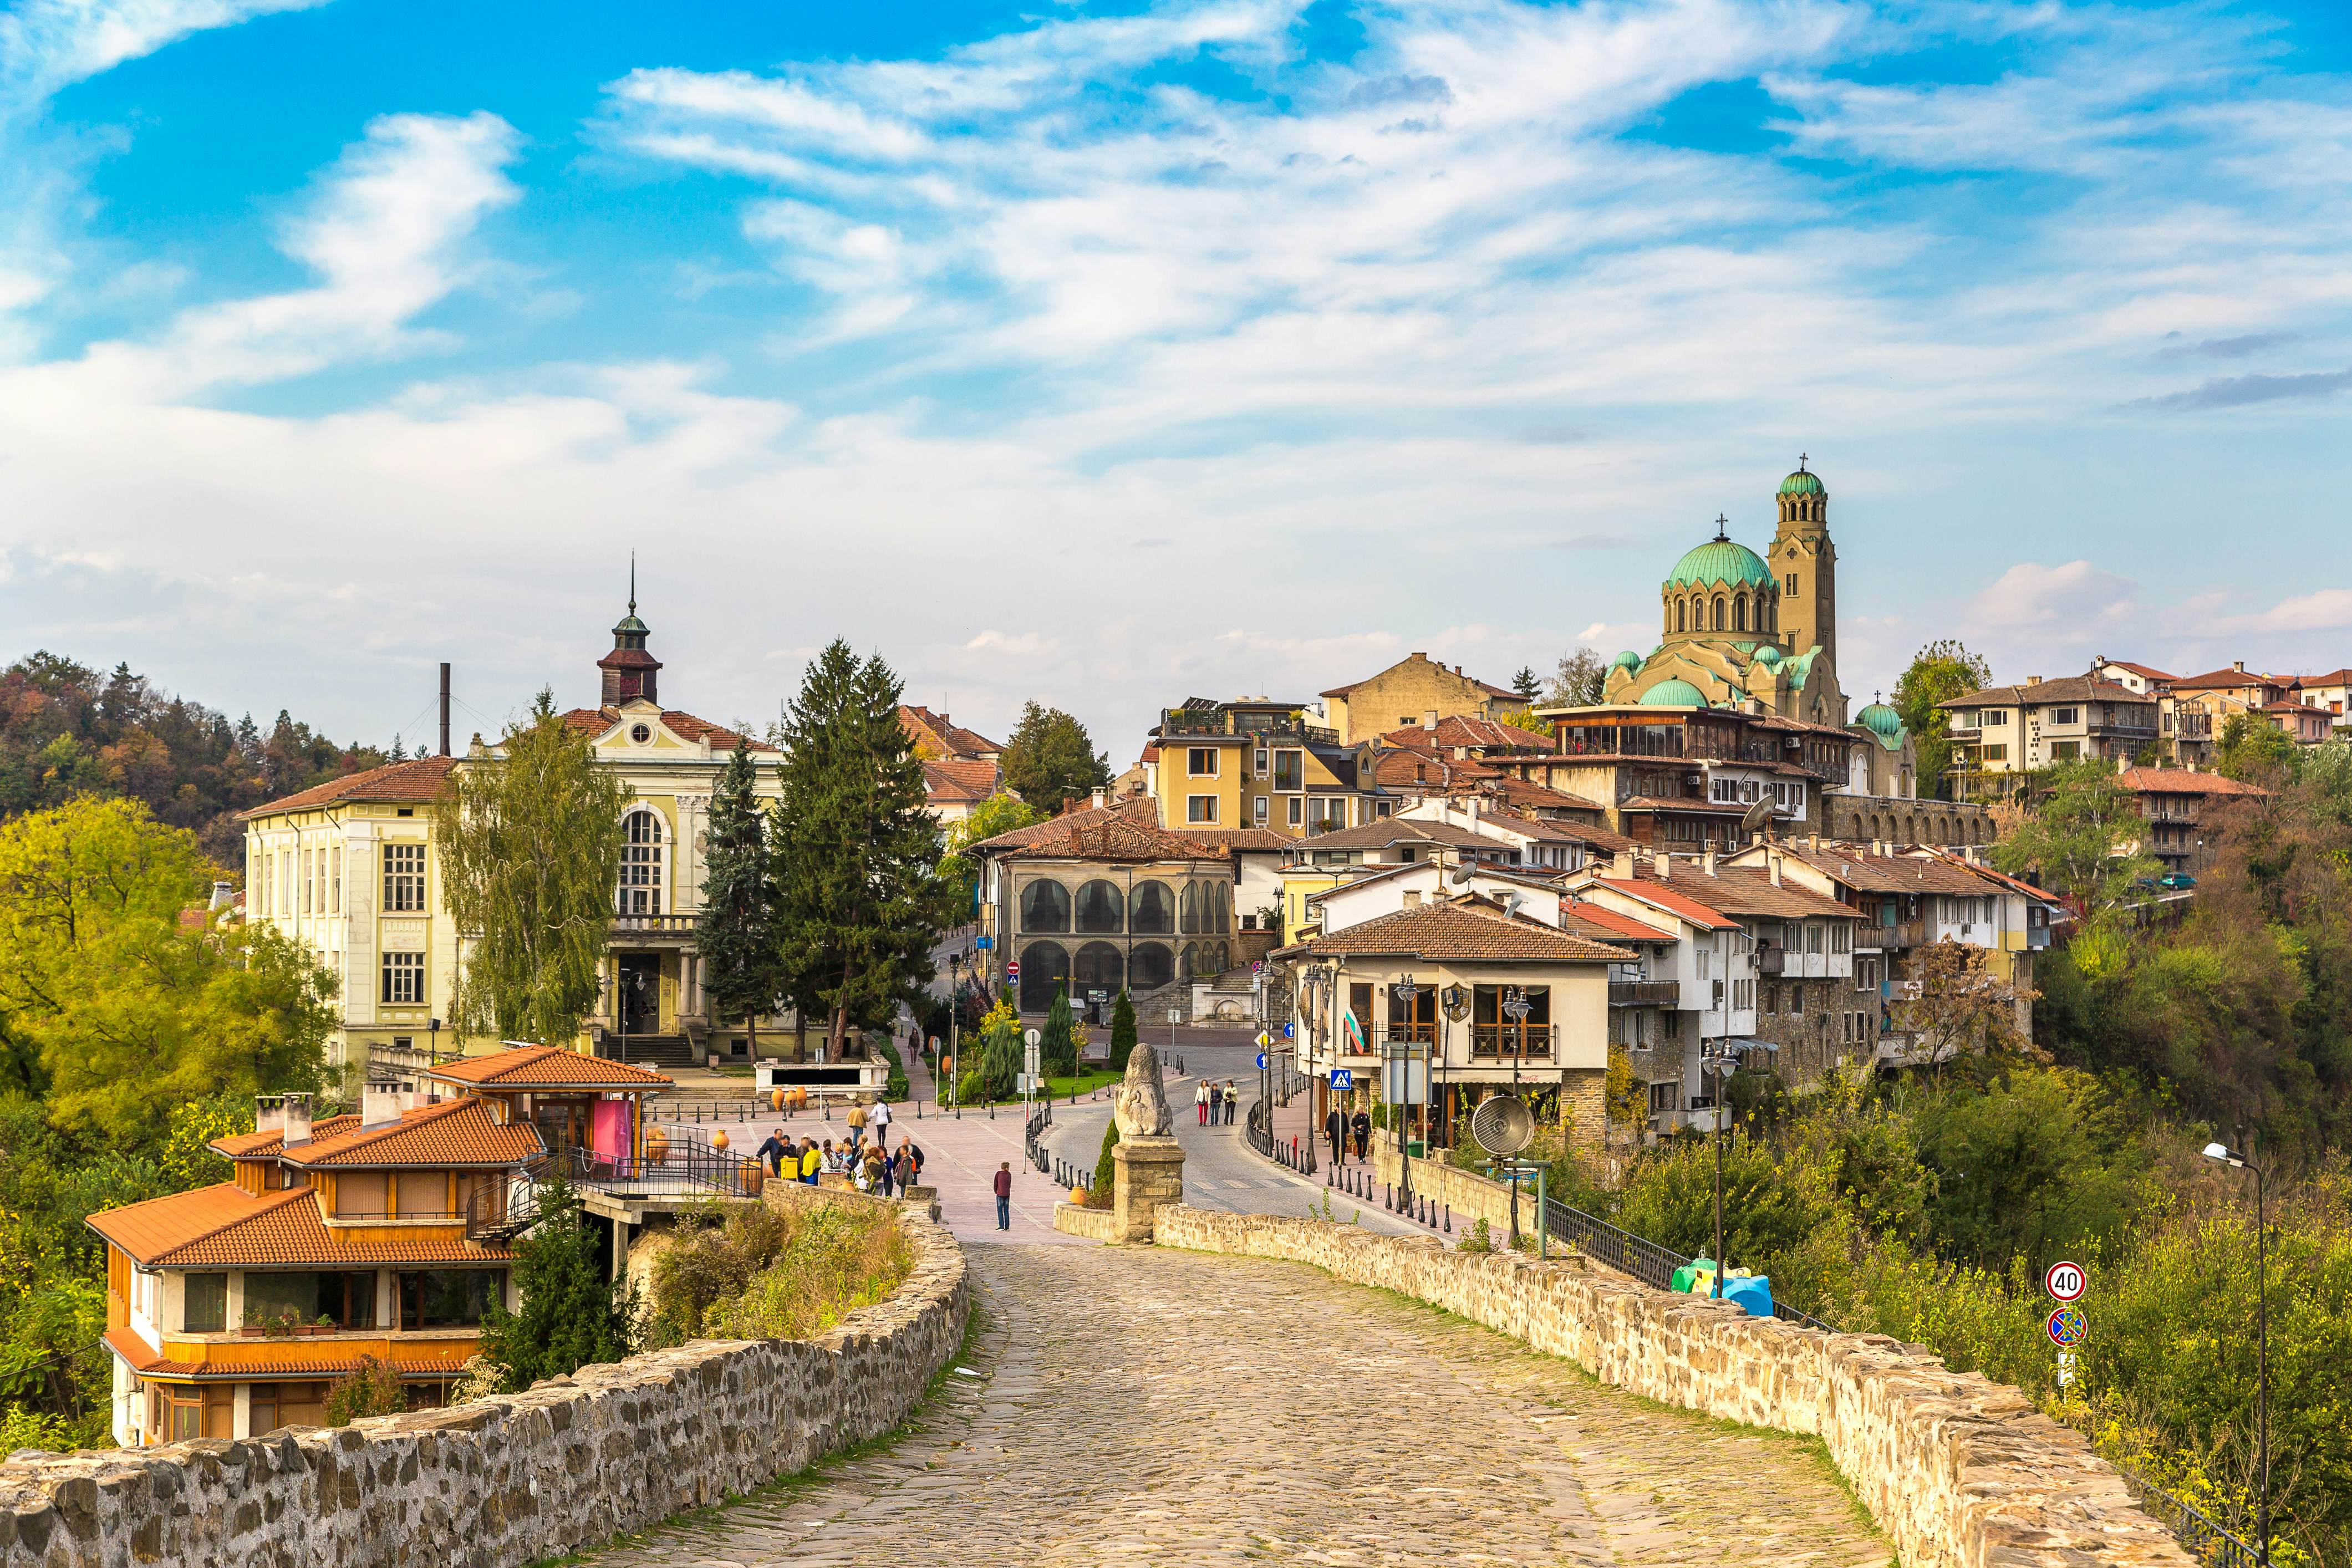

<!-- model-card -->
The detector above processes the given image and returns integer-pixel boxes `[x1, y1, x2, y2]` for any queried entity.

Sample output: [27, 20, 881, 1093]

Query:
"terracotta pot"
[711, 1128, 731, 1152]
[771, 1088, 786, 1113]
[240, 1325, 265, 1337]
[645, 1128, 670, 1165]
[1070, 1187, 1090, 1207]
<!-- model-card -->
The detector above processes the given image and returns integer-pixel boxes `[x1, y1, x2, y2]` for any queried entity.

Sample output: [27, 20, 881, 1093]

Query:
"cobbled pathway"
[577, 1245, 1890, 1567]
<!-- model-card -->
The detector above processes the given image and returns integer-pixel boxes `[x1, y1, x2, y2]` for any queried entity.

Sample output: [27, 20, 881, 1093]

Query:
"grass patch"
[645, 1198, 913, 1347]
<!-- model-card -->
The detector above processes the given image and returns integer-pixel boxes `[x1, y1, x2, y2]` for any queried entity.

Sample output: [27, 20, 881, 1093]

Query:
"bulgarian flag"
[1343, 1006, 1367, 1052]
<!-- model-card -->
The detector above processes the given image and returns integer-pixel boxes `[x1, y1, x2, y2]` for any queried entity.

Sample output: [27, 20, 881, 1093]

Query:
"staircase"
[613, 1033, 698, 1069]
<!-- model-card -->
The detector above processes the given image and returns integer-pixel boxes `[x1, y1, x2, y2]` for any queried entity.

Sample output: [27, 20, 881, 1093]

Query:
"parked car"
[2158, 872, 2197, 890]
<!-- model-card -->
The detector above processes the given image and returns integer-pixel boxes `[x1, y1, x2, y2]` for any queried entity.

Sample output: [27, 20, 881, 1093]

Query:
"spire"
[600, 560, 660, 706]
[628, 551, 637, 618]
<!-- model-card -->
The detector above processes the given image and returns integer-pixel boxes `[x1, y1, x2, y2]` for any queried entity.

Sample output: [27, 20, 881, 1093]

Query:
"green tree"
[2216, 712, 2299, 782]
[772, 643, 952, 1058]
[938, 790, 1046, 917]
[0, 797, 335, 1140]
[1543, 648, 1607, 707]
[1109, 989, 1137, 1071]
[435, 693, 629, 1047]
[1510, 666, 1541, 701]
[978, 1014, 1020, 1101]
[1907, 1066, 2141, 1271]
[1040, 983, 1077, 1076]
[698, 741, 781, 1057]
[1990, 757, 2157, 916]
[1091, 1116, 1120, 1202]
[477, 1176, 633, 1390]
[1891, 640, 1992, 799]
[997, 701, 1111, 814]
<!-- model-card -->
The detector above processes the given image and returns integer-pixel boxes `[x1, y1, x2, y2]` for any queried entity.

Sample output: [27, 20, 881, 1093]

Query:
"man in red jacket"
[993, 1162, 1013, 1230]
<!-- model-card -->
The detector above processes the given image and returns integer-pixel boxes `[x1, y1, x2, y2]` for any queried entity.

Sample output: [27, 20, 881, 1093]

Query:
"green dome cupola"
[1778, 469, 1825, 498]
[1610, 649, 1643, 671]
[1639, 678, 1709, 708]
[1664, 534, 1776, 593]
[1856, 701, 1906, 747]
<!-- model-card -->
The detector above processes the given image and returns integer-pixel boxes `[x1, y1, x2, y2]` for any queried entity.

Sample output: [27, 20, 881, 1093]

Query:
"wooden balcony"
[1608, 980, 1680, 1007]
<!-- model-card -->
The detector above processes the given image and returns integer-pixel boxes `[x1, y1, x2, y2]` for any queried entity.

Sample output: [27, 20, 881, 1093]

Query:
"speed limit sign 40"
[2044, 1261, 2086, 1302]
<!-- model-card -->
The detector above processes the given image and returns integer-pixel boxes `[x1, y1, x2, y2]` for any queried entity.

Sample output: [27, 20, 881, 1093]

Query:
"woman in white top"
[1195, 1081, 1210, 1126]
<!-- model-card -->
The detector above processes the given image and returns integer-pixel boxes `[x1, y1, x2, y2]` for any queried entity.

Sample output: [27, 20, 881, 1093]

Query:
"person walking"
[847, 1101, 868, 1154]
[1324, 1104, 1346, 1167]
[994, 1162, 1014, 1230]
[1223, 1080, 1238, 1126]
[1350, 1107, 1371, 1160]
[868, 1096, 892, 1150]
[1195, 1081, 1209, 1126]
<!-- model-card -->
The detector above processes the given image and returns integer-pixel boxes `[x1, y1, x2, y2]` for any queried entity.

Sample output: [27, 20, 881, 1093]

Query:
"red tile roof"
[1585, 876, 1743, 931]
[967, 795, 1231, 862]
[2166, 666, 2283, 692]
[424, 1044, 676, 1091]
[560, 707, 772, 752]
[88, 1184, 517, 1269]
[1559, 899, 1676, 943]
[1941, 676, 2146, 708]
[1372, 746, 1500, 788]
[900, 705, 1001, 759]
[104, 1326, 482, 1382]
[922, 757, 1000, 805]
[2104, 661, 2175, 681]
[1170, 826, 1292, 854]
[211, 1115, 360, 1160]
[1627, 862, 1860, 920]
[1293, 897, 1631, 963]
[2113, 767, 2271, 798]
[278, 1097, 544, 1170]
[240, 756, 457, 819]
[1377, 716, 1549, 752]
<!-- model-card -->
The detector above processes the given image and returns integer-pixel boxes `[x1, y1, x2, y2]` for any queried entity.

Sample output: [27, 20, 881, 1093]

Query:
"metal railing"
[2112, 1464, 2261, 1567]
[1608, 980, 1680, 1007]
[463, 1137, 763, 1240]
[1469, 1024, 1554, 1059]
[1025, 1101, 1053, 1175]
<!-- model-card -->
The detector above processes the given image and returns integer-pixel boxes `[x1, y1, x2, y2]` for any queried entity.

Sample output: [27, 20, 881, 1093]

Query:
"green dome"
[1779, 467, 1825, 498]
[1610, 649, 1643, 671]
[1752, 644, 1782, 667]
[1639, 678, 1709, 708]
[1857, 702, 1906, 746]
[1665, 537, 1775, 592]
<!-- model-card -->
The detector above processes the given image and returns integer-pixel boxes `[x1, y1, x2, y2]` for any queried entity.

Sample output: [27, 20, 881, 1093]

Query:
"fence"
[2112, 1464, 2262, 1567]
[1025, 1101, 1053, 1177]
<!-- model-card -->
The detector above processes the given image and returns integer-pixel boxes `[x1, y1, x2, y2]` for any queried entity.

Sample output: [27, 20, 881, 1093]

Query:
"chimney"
[1467, 798, 1481, 833]
[1702, 847, 1717, 877]
[1656, 854, 1671, 879]
[1767, 850, 1782, 887]
[255, 1094, 286, 1136]
[1424, 710, 1439, 730]
[1090, 787, 1107, 810]
[2027, 675, 2042, 686]
[1807, 833, 1819, 852]
[210, 880, 233, 909]
[280, 1092, 312, 1147]
[1872, 838, 1886, 856]
[2233, 659, 2246, 673]
[439, 662, 452, 757]
[361, 1080, 406, 1128]
[1611, 848, 1635, 879]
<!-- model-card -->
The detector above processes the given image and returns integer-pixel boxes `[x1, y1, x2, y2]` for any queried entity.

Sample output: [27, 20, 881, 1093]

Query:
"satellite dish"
[1738, 797, 1775, 838]
[1471, 1094, 1534, 1158]
[1450, 864, 1478, 884]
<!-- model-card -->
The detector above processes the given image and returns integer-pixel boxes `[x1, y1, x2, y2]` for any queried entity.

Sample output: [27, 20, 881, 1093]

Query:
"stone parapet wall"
[1367, 1145, 1529, 1235]
[1052, 1201, 1122, 1241]
[0, 1203, 968, 1568]
[1154, 1207, 2191, 1568]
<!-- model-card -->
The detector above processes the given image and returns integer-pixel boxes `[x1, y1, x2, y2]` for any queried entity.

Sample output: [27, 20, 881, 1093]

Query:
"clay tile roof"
[1373, 747, 1500, 787]
[87, 1184, 519, 1269]
[1759, 844, 1992, 897]
[2105, 661, 2175, 680]
[561, 707, 772, 753]
[1939, 676, 2142, 708]
[900, 705, 1001, 759]
[1170, 826, 1292, 854]
[968, 796, 1229, 862]
[1297, 898, 1632, 963]
[278, 1096, 544, 1170]
[425, 1044, 676, 1092]
[240, 756, 457, 820]
[1559, 899, 1676, 943]
[2166, 667, 2280, 691]
[1475, 776, 1605, 814]
[1294, 818, 1492, 852]
[1377, 716, 1547, 752]
[2112, 767, 2272, 797]
[210, 1114, 360, 1160]
[922, 757, 1000, 805]
[1630, 862, 1860, 920]
[103, 1326, 476, 1382]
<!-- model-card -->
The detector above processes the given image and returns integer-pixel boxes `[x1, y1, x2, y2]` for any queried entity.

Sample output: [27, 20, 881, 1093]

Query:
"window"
[1254, 796, 1269, 825]
[332, 847, 343, 913]
[1075, 880, 1124, 933]
[183, 1272, 227, 1333]
[629, 722, 653, 744]
[1020, 880, 1071, 933]
[1649, 1080, 1679, 1114]
[1763, 984, 1778, 1015]
[618, 811, 664, 915]
[1471, 984, 1551, 1057]
[1288, 797, 1303, 827]
[1188, 747, 1218, 776]
[1255, 749, 1269, 776]
[1983, 745, 2008, 762]
[1806, 923, 1824, 954]
[381, 951, 425, 1005]
[302, 849, 313, 914]
[247, 1271, 376, 1330]
[383, 843, 426, 913]
[1131, 882, 1174, 934]
[1272, 751, 1304, 792]
[1347, 982, 1373, 1047]
[1789, 984, 1804, 1016]
[1186, 795, 1219, 824]
[2051, 741, 2080, 761]
[2054, 707, 2079, 725]
[398, 1269, 504, 1329]
[1985, 710, 2008, 725]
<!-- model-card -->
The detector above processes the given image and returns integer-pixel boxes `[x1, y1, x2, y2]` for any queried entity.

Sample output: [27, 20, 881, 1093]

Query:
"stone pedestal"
[1112, 1137, 1186, 1243]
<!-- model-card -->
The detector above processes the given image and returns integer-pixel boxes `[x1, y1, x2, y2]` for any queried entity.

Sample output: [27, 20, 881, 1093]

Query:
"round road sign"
[1023, 1028, 1041, 1047]
[2044, 1261, 2086, 1302]
[2045, 1306, 2088, 1350]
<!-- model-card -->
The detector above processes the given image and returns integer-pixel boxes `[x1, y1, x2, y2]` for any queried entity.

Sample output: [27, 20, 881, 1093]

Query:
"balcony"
[1469, 1024, 1554, 1060]
[1879, 920, 1926, 949]
[1758, 948, 1785, 975]
[1160, 709, 1337, 746]
[1609, 980, 1680, 1007]
[611, 912, 700, 944]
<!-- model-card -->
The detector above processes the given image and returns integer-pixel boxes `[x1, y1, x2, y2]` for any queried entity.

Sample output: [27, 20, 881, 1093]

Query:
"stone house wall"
[0, 1200, 968, 1568]
[1154, 1207, 2191, 1568]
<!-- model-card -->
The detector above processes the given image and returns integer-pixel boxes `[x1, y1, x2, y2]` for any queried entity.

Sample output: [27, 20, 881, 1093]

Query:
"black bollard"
[1444, 1205, 1452, 1233]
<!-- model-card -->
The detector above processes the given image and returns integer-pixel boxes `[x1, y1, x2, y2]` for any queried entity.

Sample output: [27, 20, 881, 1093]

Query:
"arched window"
[1129, 942, 1174, 991]
[1074, 941, 1123, 999]
[1733, 595, 1747, 633]
[1218, 882, 1232, 933]
[1131, 880, 1174, 934]
[1020, 880, 1070, 933]
[1180, 883, 1200, 934]
[1712, 596, 1727, 631]
[618, 810, 664, 915]
[1674, 600, 1686, 634]
[1075, 879, 1124, 933]
[1017, 941, 1069, 1012]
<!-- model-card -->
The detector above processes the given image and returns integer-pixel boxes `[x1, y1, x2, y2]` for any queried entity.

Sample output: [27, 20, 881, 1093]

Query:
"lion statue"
[1113, 1040, 1175, 1139]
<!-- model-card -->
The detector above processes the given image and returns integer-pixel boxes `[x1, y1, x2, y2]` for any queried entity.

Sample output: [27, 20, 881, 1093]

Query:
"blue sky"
[1, 0, 2348, 756]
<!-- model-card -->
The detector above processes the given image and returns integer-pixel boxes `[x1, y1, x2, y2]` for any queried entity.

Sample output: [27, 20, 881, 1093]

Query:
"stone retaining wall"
[1155, 1206, 2191, 1568]
[1052, 1200, 1121, 1242]
[0, 1200, 968, 1568]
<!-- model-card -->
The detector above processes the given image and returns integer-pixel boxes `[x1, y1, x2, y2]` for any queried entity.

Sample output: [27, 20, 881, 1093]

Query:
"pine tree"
[1091, 1117, 1120, 1203]
[1040, 982, 1077, 1077]
[997, 701, 1112, 814]
[434, 691, 632, 1046]
[698, 742, 781, 1057]
[979, 1015, 1020, 1101]
[1510, 665, 1541, 701]
[477, 1177, 633, 1390]
[771, 642, 953, 1059]
[1109, 989, 1137, 1071]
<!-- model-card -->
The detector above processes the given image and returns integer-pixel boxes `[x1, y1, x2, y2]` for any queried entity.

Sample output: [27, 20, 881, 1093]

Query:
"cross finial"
[1798, 452, 1808, 470]
[1714, 513, 1729, 540]
[628, 551, 637, 615]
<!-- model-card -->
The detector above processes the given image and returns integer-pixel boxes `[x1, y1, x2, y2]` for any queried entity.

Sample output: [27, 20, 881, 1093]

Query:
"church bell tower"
[1770, 458, 1836, 672]
[596, 558, 662, 707]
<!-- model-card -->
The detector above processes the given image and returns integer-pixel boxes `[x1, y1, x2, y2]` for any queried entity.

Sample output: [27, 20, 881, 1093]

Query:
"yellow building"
[1319, 652, 1518, 745]
[242, 594, 784, 1073]
[1145, 698, 1386, 838]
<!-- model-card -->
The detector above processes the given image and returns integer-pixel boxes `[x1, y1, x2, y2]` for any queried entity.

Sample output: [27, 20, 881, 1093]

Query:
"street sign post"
[2044, 1261, 2086, 1302]
[976, 935, 992, 950]
[1255, 1052, 1269, 1070]
[1329, 1068, 1353, 1091]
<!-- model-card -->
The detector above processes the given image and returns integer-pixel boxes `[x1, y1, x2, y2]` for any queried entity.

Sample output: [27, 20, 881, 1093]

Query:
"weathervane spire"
[628, 551, 637, 616]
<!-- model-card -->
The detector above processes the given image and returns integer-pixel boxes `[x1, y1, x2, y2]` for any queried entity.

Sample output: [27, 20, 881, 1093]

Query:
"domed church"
[1603, 462, 1848, 727]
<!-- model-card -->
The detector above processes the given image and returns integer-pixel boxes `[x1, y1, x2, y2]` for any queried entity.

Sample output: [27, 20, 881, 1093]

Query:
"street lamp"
[2203, 1139, 2270, 1566]
[1699, 1038, 1740, 1299]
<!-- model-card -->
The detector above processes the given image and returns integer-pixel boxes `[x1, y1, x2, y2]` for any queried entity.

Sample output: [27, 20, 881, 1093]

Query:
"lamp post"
[1391, 973, 1426, 1211]
[1699, 1037, 1739, 1298]
[2203, 1139, 2269, 1565]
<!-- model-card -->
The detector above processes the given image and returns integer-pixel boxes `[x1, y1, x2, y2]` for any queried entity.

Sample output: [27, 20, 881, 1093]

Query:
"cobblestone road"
[577, 1245, 1890, 1567]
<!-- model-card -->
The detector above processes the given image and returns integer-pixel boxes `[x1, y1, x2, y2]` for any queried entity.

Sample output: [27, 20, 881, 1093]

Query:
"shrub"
[1109, 990, 1137, 1071]
[1457, 1217, 1493, 1254]
[476, 1175, 636, 1392]
[1040, 985, 1077, 1077]
[706, 1201, 915, 1342]
[646, 1200, 789, 1346]
[324, 1354, 408, 1425]
[1092, 1118, 1120, 1205]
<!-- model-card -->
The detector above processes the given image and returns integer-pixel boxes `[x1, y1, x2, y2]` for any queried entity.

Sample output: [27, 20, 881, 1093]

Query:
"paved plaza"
[574, 1244, 1891, 1567]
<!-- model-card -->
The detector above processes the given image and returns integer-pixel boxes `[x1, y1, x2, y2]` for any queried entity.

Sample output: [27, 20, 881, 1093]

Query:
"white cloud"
[2217, 587, 2352, 636]
[0, 0, 330, 105]
[1964, 561, 2136, 632]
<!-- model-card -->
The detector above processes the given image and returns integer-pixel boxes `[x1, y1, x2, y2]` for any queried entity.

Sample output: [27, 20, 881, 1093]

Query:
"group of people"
[1323, 1104, 1374, 1165]
[755, 1114, 925, 1198]
[1193, 1079, 1239, 1126]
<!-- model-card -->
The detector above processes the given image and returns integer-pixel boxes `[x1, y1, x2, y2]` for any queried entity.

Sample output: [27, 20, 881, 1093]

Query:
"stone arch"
[1712, 595, 1727, 631]
[1073, 940, 1123, 997]
[1130, 941, 1174, 991]
[1074, 878, 1124, 933]
[1020, 879, 1071, 933]
[1131, 880, 1175, 934]
[1019, 940, 1069, 1012]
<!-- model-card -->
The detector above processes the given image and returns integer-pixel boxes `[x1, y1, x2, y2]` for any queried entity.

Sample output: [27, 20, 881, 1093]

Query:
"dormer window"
[630, 723, 653, 744]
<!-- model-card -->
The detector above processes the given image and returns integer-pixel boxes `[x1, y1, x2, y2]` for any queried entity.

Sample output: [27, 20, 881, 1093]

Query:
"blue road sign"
[975, 935, 992, 950]
[1256, 1052, 1269, 1069]
[1330, 1068, 1353, 1091]
[1282, 1022, 1295, 1040]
